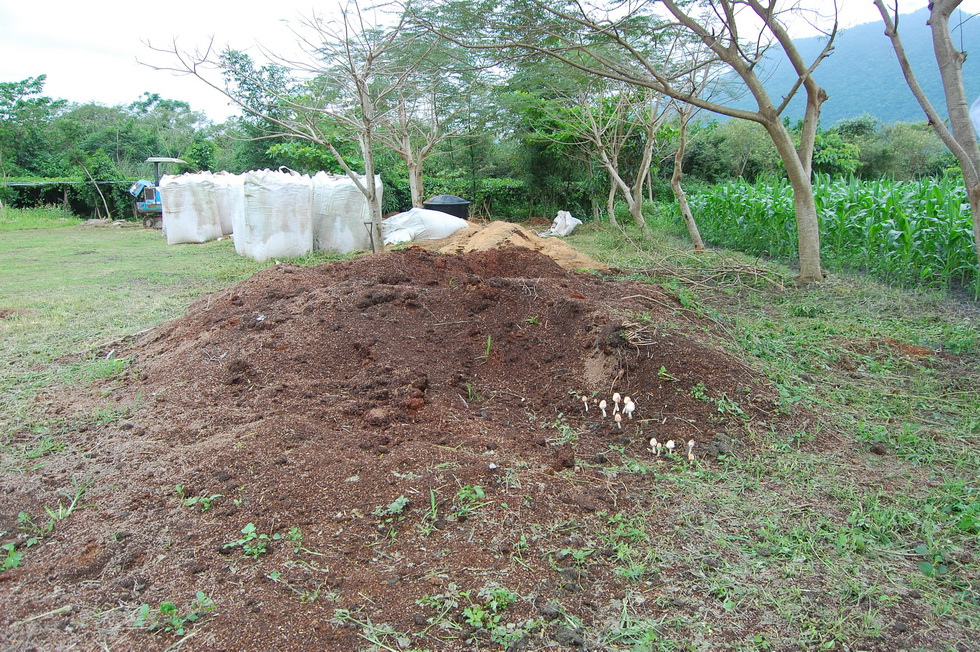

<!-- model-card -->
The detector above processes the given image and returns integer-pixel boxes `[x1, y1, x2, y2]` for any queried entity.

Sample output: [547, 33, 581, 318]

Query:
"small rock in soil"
[705, 433, 733, 458]
[554, 627, 585, 647]
[539, 603, 561, 620]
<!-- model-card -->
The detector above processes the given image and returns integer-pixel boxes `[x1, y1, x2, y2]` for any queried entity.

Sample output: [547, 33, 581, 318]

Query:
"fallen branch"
[11, 604, 73, 626]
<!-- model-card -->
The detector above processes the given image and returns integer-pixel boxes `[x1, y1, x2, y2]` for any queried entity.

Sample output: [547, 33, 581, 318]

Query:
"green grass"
[568, 217, 980, 647]
[0, 205, 84, 231]
[0, 212, 349, 438]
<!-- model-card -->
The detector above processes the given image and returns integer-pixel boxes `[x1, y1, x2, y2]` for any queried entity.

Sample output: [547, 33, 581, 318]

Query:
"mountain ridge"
[728, 7, 979, 126]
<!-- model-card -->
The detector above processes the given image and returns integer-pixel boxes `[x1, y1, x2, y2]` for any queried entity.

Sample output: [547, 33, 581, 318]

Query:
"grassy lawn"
[2, 210, 978, 648]
[0, 212, 342, 432]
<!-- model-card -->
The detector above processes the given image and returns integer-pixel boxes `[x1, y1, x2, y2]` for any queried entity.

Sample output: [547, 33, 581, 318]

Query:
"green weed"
[1, 541, 23, 572]
[332, 609, 415, 651]
[223, 522, 282, 558]
[134, 591, 216, 636]
[16, 474, 92, 541]
[453, 485, 491, 520]
[174, 485, 223, 512]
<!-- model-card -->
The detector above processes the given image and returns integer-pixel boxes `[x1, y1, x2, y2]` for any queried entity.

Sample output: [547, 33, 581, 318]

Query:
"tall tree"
[533, 83, 670, 238]
[666, 42, 720, 252]
[0, 76, 66, 178]
[874, 0, 980, 283]
[416, 0, 839, 282]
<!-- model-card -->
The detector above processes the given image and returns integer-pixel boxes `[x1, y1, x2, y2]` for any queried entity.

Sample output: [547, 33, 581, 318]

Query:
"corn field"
[690, 174, 978, 293]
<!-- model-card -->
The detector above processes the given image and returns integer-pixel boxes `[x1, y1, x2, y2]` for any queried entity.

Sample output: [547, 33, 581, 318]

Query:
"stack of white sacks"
[158, 169, 383, 262]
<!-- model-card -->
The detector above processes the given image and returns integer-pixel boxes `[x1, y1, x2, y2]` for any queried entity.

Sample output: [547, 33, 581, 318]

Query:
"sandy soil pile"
[416, 221, 607, 272]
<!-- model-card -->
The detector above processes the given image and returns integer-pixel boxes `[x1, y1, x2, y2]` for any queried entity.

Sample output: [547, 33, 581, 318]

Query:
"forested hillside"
[737, 7, 980, 125]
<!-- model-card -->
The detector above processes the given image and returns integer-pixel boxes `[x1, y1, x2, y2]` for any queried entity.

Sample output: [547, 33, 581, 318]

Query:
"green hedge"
[1, 179, 135, 220]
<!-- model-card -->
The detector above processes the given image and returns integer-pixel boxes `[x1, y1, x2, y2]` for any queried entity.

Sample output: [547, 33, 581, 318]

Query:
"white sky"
[0, 1, 975, 122]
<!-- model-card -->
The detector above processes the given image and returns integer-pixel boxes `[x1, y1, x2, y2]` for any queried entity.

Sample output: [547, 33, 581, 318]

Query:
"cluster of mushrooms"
[581, 391, 635, 428]
[582, 392, 696, 462]
[648, 437, 696, 462]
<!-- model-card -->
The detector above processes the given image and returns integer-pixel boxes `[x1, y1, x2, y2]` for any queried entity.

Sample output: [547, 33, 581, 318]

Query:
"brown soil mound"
[415, 221, 607, 271]
[1, 247, 792, 650]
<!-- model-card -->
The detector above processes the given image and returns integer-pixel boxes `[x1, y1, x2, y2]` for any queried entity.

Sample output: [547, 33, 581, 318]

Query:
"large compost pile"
[1, 246, 807, 650]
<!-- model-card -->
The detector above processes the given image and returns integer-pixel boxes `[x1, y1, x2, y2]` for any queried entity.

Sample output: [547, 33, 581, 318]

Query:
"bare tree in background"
[149, 1, 423, 252]
[375, 60, 475, 207]
[416, 0, 839, 282]
[667, 43, 722, 252]
[533, 82, 671, 238]
[874, 0, 980, 281]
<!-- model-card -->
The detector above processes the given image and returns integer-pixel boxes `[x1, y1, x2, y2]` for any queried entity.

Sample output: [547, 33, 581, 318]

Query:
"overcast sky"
[1, 1, 975, 122]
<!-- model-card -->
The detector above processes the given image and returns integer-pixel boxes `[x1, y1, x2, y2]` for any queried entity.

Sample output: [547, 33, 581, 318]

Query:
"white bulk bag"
[311, 172, 382, 253]
[236, 170, 313, 262]
[159, 172, 223, 245]
[212, 171, 243, 235]
[417, 207, 470, 239]
[382, 209, 427, 245]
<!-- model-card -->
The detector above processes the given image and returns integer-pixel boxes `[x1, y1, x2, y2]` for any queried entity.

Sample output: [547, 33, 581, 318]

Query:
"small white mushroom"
[581, 395, 589, 412]
[649, 437, 657, 453]
[612, 392, 622, 414]
[614, 413, 622, 429]
[687, 439, 696, 462]
[599, 399, 607, 418]
[623, 401, 635, 420]
[666, 440, 676, 455]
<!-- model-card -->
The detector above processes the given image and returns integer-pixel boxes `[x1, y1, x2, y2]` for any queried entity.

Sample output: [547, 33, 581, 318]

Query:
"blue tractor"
[128, 157, 186, 228]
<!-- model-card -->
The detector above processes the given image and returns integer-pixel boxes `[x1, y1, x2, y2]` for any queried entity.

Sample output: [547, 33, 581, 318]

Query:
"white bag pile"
[158, 169, 384, 260]
[212, 171, 243, 236]
[311, 172, 382, 253]
[537, 210, 582, 237]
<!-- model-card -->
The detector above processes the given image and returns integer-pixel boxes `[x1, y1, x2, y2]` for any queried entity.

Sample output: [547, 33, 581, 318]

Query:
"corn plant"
[690, 174, 977, 294]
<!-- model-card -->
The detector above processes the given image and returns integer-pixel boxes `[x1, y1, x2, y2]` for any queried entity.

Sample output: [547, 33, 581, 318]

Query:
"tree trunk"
[874, 0, 980, 281]
[765, 118, 823, 282]
[407, 161, 424, 208]
[364, 167, 384, 254]
[398, 96, 425, 208]
[603, 151, 651, 238]
[929, 1, 980, 282]
[606, 176, 619, 228]
[671, 113, 704, 251]
[969, 180, 980, 289]
[627, 187, 651, 238]
[357, 84, 384, 254]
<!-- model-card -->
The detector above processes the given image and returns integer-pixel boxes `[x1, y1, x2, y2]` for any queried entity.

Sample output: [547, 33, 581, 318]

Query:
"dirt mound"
[415, 220, 607, 271]
[1, 247, 795, 650]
